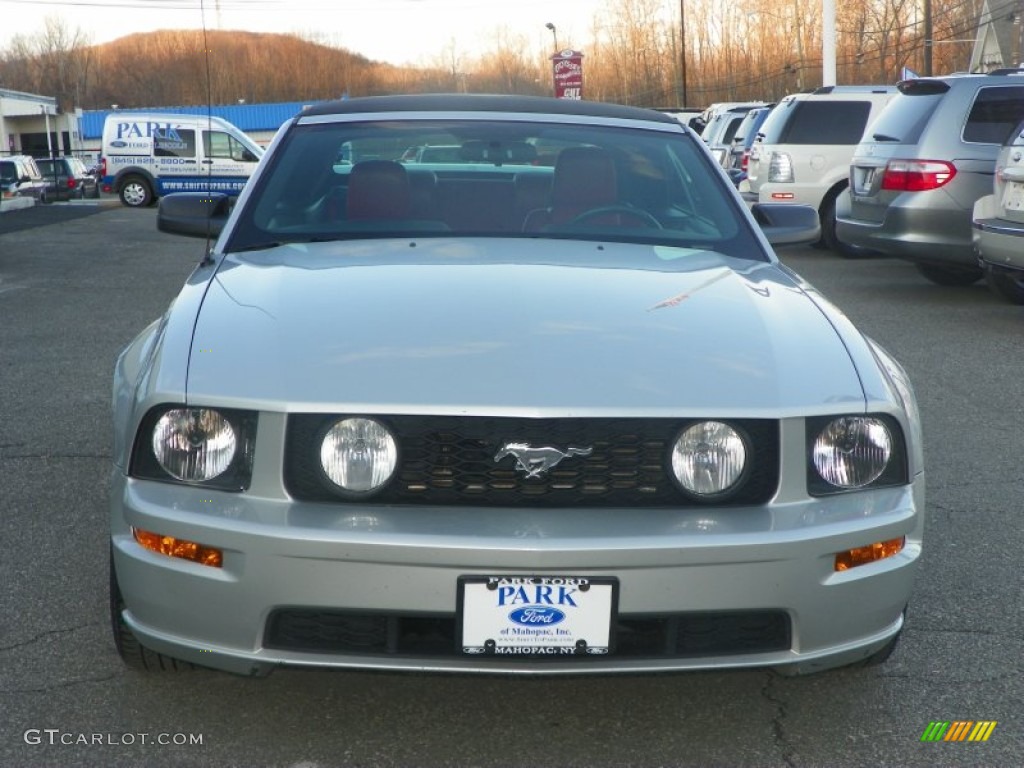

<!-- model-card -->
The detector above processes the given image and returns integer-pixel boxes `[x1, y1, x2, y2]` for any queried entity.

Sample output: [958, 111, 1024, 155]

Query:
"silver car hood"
[186, 239, 865, 415]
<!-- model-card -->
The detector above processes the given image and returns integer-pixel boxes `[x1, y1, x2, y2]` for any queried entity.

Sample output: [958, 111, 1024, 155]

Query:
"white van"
[101, 113, 264, 207]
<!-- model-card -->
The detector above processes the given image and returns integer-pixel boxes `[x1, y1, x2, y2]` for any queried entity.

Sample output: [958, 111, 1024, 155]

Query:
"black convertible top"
[299, 93, 681, 126]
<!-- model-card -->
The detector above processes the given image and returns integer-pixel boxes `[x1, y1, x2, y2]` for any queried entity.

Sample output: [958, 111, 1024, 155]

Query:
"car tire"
[984, 267, 1024, 304]
[845, 630, 902, 669]
[109, 549, 194, 672]
[915, 263, 982, 286]
[820, 192, 870, 258]
[118, 176, 153, 208]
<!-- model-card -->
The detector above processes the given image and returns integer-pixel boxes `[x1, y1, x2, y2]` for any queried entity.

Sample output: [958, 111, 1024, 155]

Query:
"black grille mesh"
[264, 608, 792, 659]
[284, 415, 779, 507]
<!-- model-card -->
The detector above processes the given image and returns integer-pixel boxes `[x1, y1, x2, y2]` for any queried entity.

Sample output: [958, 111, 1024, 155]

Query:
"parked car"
[726, 105, 774, 172]
[836, 71, 1024, 284]
[36, 156, 101, 201]
[972, 116, 1024, 302]
[744, 85, 898, 257]
[111, 94, 923, 679]
[0, 155, 49, 203]
[102, 112, 263, 207]
[651, 107, 706, 134]
[400, 144, 464, 163]
[702, 102, 769, 168]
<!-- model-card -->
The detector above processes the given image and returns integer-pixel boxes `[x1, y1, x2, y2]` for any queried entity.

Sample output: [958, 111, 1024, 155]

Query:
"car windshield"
[227, 117, 765, 262]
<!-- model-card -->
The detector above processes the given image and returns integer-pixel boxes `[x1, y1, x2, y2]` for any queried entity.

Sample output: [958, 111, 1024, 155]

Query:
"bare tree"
[0, 0, 989, 111]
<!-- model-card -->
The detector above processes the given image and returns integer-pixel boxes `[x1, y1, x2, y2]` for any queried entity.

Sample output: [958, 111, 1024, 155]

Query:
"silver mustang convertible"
[110, 94, 924, 677]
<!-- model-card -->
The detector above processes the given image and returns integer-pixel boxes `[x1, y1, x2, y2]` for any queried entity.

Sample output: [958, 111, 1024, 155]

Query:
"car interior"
[241, 119, 753, 256]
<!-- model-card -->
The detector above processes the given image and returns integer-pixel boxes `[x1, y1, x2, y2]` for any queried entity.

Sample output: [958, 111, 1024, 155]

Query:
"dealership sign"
[551, 50, 584, 100]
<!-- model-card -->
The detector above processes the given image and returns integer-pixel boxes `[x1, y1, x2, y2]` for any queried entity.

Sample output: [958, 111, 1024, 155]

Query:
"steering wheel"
[567, 205, 663, 229]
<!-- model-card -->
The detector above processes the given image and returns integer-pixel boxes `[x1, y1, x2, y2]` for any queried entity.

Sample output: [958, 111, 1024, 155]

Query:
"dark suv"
[36, 157, 101, 201]
[726, 106, 774, 173]
[836, 71, 1024, 285]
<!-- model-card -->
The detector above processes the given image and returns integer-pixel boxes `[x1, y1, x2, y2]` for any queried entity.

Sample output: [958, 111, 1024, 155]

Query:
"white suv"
[743, 86, 897, 256]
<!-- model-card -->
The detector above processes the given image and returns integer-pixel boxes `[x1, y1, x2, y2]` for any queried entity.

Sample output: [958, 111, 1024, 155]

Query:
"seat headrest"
[552, 147, 618, 211]
[346, 160, 411, 220]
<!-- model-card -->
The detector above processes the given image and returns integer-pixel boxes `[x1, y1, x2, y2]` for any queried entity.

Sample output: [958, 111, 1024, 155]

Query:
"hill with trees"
[0, 0, 985, 113]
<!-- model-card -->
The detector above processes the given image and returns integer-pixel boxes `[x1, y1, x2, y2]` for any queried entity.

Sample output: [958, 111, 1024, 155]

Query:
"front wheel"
[915, 262, 982, 286]
[845, 630, 902, 669]
[118, 176, 153, 207]
[109, 549, 193, 672]
[984, 267, 1024, 304]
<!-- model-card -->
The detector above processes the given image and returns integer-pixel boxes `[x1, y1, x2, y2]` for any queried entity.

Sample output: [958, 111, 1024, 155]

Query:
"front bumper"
[111, 468, 924, 677]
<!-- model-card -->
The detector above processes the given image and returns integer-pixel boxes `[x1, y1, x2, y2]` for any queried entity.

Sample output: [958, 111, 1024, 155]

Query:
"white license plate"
[459, 576, 617, 657]
[1002, 181, 1024, 211]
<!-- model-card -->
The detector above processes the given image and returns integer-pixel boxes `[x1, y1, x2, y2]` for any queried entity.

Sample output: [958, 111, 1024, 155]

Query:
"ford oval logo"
[110, 140, 128, 148]
[509, 607, 565, 626]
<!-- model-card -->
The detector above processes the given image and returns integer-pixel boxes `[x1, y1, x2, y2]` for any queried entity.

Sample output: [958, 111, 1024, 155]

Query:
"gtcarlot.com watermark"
[24, 729, 203, 747]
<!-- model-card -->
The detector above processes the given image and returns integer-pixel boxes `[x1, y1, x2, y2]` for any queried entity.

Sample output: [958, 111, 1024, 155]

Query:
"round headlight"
[671, 421, 747, 496]
[812, 417, 892, 489]
[320, 418, 398, 493]
[152, 408, 237, 482]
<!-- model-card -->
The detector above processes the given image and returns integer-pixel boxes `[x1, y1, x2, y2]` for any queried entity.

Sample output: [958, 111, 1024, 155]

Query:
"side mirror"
[242, 149, 259, 163]
[157, 192, 231, 239]
[751, 203, 820, 246]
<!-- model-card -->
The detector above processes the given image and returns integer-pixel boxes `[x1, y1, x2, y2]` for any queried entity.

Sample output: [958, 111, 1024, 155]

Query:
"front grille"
[284, 415, 779, 507]
[264, 609, 791, 659]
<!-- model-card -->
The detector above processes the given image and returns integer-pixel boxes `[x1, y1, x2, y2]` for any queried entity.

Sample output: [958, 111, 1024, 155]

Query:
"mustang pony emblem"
[494, 442, 594, 478]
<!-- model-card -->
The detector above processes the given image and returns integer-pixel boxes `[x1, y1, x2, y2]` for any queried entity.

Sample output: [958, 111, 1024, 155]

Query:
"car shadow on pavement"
[0, 203, 113, 236]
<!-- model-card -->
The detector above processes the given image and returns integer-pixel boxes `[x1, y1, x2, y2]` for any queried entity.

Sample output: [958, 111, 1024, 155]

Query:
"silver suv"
[972, 116, 1024, 302]
[744, 86, 898, 257]
[836, 71, 1024, 285]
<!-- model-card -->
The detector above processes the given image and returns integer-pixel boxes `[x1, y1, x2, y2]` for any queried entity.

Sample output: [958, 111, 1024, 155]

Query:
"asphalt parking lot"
[1, 202, 1021, 767]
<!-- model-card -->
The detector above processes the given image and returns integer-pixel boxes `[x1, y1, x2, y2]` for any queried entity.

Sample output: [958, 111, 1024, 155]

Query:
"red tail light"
[881, 160, 956, 191]
[67, 178, 77, 189]
[741, 151, 750, 172]
[100, 158, 107, 177]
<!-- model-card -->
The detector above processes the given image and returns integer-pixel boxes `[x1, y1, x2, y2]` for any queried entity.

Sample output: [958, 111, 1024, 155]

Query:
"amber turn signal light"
[834, 537, 904, 572]
[133, 527, 223, 568]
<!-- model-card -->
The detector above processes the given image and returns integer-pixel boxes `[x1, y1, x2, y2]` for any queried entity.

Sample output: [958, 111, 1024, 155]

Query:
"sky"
[0, 0, 605, 66]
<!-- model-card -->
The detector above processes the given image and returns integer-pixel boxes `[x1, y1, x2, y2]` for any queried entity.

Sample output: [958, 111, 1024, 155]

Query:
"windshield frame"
[224, 112, 768, 264]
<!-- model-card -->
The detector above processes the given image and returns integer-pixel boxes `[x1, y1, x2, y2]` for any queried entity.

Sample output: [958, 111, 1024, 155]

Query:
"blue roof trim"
[80, 101, 325, 139]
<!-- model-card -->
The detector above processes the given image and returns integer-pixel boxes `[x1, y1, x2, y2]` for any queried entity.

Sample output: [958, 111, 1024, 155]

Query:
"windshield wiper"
[872, 133, 900, 142]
